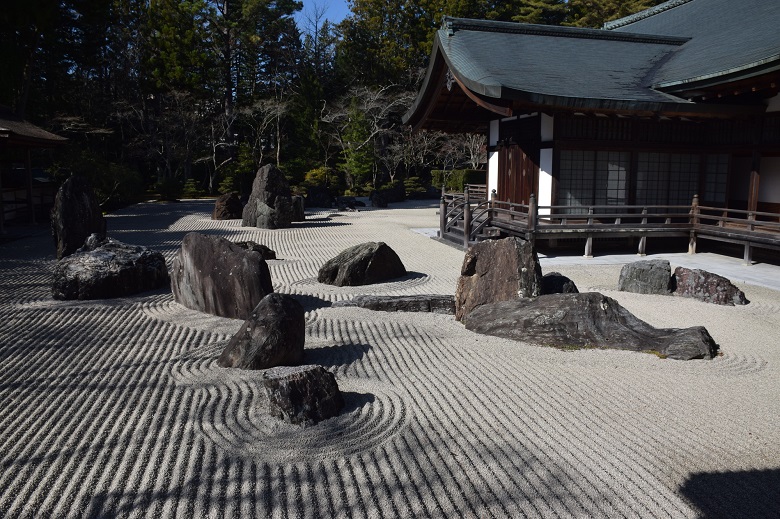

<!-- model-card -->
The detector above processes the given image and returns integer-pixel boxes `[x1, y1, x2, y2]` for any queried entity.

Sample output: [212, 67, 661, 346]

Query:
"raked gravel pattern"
[1, 200, 779, 518]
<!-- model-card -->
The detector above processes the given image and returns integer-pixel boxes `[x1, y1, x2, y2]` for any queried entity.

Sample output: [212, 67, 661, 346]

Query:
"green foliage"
[566, 0, 667, 28]
[342, 98, 375, 189]
[404, 176, 429, 198]
[182, 178, 204, 198]
[155, 177, 183, 201]
[431, 169, 486, 192]
[219, 143, 256, 195]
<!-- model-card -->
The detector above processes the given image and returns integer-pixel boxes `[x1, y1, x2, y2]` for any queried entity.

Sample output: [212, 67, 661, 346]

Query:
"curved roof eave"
[653, 55, 780, 92]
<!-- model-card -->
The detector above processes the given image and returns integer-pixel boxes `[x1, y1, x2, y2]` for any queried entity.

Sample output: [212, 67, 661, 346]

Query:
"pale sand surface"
[1, 199, 779, 517]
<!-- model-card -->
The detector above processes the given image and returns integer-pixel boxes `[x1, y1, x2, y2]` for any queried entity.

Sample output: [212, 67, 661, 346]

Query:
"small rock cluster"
[619, 259, 748, 306]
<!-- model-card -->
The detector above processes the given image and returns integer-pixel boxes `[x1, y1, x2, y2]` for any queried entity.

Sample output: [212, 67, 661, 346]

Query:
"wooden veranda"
[440, 187, 780, 264]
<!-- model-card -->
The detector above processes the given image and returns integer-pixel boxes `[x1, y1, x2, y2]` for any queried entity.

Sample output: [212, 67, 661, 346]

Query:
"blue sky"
[295, 0, 351, 30]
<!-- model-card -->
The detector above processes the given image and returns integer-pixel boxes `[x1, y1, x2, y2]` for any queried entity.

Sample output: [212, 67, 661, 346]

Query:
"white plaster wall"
[488, 151, 499, 196]
[759, 157, 780, 203]
[766, 93, 780, 112]
[541, 113, 554, 142]
[538, 148, 553, 215]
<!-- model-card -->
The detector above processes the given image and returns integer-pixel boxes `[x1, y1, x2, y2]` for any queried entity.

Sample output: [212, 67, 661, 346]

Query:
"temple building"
[404, 0, 780, 219]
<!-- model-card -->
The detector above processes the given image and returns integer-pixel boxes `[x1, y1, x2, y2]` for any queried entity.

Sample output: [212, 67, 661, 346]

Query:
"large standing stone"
[52, 236, 169, 300]
[455, 237, 543, 321]
[217, 293, 305, 369]
[463, 292, 719, 360]
[291, 195, 305, 222]
[541, 272, 579, 295]
[262, 365, 344, 425]
[673, 267, 749, 306]
[318, 242, 407, 286]
[171, 232, 273, 319]
[242, 164, 294, 229]
[618, 259, 673, 295]
[51, 175, 107, 259]
[212, 192, 243, 220]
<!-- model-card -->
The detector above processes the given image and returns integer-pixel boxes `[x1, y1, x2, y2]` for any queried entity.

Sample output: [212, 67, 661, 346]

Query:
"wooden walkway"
[440, 189, 780, 264]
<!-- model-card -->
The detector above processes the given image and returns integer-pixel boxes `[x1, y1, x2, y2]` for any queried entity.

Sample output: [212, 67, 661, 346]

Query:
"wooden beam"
[450, 73, 513, 118]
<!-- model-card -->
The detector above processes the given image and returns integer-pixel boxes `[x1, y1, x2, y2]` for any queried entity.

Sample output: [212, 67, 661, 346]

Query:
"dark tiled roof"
[0, 106, 68, 147]
[607, 0, 780, 90]
[440, 18, 688, 105]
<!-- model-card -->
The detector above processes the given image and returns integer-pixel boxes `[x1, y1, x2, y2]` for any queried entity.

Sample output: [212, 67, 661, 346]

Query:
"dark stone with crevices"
[673, 266, 749, 306]
[53, 236, 168, 300]
[333, 294, 455, 314]
[318, 242, 406, 286]
[242, 164, 294, 229]
[171, 232, 273, 319]
[463, 292, 718, 360]
[262, 364, 343, 425]
[618, 259, 672, 294]
[455, 237, 543, 321]
[542, 272, 579, 295]
[218, 293, 304, 369]
[51, 176, 106, 259]
[234, 240, 277, 260]
[212, 192, 243, 220]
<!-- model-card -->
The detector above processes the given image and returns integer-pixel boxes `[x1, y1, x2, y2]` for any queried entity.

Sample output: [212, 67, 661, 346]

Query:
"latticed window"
[703, 154, 729, 204]
[636, 152, 699, 207]
[558, 150, 629, 213]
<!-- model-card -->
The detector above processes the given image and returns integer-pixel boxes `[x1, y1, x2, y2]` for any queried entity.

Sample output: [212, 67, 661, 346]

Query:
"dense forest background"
[1, 0, 665, 208]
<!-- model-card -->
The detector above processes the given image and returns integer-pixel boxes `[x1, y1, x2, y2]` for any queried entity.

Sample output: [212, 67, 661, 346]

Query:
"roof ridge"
[603, 0, 694, 30]
[442, 16, 689, 46]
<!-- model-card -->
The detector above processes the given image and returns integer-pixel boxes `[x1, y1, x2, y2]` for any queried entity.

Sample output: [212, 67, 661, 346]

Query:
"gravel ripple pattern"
[1, 199, 779, 518]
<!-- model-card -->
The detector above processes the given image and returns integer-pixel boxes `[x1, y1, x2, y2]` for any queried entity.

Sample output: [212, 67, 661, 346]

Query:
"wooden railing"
[439, 189, 780, 263]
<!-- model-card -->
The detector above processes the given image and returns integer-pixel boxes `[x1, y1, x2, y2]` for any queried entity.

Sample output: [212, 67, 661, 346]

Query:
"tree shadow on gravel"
[679, 468, 780, 517]
[304, 343, 371, 368]
[290, 294, 332, 312]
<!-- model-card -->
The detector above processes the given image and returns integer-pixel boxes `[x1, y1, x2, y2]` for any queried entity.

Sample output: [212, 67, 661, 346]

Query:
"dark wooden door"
[498, 144, 537, 204]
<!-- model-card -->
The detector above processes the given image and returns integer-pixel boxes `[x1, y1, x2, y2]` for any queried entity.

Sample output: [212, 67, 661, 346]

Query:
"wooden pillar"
[463, 186, 471, 250]
[439, 196, 447, 239]
[688, 194, 699, 254]
[583, 206, 593, 258]
[26, 150, 36, 224]
[744, 242, 753, 265]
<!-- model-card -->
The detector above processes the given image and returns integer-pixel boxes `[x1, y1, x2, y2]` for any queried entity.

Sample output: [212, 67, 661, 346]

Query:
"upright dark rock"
[318, 242, 407, 286]
[242, 164, 294, 229]
[51, 175, 106, 259]
[171, 232, 273, 319]
[212, 192, 243, 220]
[291, 195, 305, 222]
[305, 186, 334, 208]
[262, 365, 344, 425]
[673, 267, 749, 306]
[463, 292, 719, 360]
[52, 236, 169, 300]
[455, 237, 543, 321]
[618, 259, 673, 295]
[218, 293, 305, 369]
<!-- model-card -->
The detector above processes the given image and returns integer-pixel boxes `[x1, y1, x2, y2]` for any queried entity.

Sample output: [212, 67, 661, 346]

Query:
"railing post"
[439, 195, 447, 239]
[583, 206, 594, 258]
[638, 207, 648, 256]
[528, 193, 537, 231]
[491, 189, 496, 211]
[688, 194, 699, 254]
[463, 186, 471, 250]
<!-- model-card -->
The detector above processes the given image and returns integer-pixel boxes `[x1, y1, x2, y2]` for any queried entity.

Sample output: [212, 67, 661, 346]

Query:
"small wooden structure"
[0, 106, 67, 233]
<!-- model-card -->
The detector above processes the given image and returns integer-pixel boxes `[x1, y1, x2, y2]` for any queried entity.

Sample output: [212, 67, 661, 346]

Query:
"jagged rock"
[212, 192, 243, 220]
[673, 267, 749, 306]
[291, 195, 305, 222]
[463, 292, 719, 360]
[234, 241, 277, 260]
[336, 196, 357, 211]
[618, 259, 673, 295]
[52, 236, 168, 300]
[217, 293, 305, 369]
[262, 365, 343, 425]
[318, 242, 407, 287]
[542, 272, 579, 295]
[171, 232, 273, 319]
[455, 237, 543, 321]
[51, 175, 107, 260]
[333, 294, 455, 314]
[242, 164, 294, 229]
[305, 187, 334, 208]
[370, 192, 388, 208]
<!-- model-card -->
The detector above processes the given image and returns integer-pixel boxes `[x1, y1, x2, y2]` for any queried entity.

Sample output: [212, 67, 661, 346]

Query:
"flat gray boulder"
[318, 242, 406, 286]
[463, 292, 718, 360]
[52, 236, 168, 300]
[618, 259, 672, 295]
[262, 365, 344, 425]
[455, 237, 543, 321]
[217, 293, 305, 369]
[242, 164, 294, 229]
[171, 232, 273, 319]
[333, 294, 455, 314]
[673, 267, 749, 306]
[51, 175, 106, 259]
